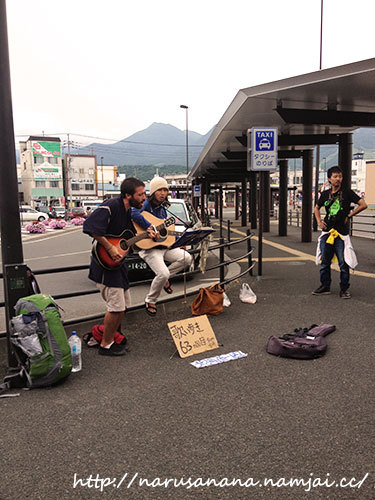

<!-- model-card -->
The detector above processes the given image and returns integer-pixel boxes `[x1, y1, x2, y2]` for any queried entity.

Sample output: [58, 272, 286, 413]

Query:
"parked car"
[69, 207, 87, 218]
[37, 205, 53, 217]
[19, 205, 48, 222]
[126, 199, 204, 283]
[50, 206, 66, 218]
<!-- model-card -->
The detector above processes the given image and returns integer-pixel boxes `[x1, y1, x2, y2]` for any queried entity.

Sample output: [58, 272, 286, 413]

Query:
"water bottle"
[68, 331, 82, 372]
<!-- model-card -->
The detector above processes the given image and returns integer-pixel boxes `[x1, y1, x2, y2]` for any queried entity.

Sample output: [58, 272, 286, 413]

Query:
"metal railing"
[272, 208, 375, 238]
[350, 214, 375, 238]
[0, 234, 254, 335]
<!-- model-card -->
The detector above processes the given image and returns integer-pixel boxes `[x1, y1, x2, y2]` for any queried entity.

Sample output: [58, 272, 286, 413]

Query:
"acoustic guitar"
[132, 212, 179, 250]
[92, 216, 175, 270]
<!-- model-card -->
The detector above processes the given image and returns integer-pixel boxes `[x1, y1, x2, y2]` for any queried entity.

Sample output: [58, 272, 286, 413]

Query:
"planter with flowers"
[70, 217, 85, 226]
[49, 220, 67, 230]
[25, 222, 47, 234]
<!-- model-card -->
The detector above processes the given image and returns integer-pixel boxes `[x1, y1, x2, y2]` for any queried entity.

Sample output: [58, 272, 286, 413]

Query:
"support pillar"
[241, 178, 247, 226]
[234, 186, 239, 220]
[339, 133, 353, 191]
[278, 159, 288, 236]
[250, 171, 257, 229]
[214, 189, 219, 219]
[200, 183, 204, 218]
[263, 171, 270, 232]
[219, 185, 223, 221]
[302, 149, 313, 242]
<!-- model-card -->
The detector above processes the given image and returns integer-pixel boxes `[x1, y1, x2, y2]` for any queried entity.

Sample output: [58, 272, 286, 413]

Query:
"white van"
[81, 199, 102, 212]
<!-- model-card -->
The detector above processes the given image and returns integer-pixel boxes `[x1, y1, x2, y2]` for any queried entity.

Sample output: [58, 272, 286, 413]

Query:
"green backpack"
[9, 294, 72, 388]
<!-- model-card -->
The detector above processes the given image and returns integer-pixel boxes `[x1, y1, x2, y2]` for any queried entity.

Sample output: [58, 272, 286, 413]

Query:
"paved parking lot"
[1, 221, 374, 500]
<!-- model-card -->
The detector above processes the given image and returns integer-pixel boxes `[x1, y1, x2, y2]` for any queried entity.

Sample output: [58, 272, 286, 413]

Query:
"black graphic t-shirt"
[317, 188, 361, 235]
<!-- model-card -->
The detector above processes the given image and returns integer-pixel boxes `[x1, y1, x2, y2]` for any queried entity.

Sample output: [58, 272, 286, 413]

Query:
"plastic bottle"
[68, 331, 82, 372]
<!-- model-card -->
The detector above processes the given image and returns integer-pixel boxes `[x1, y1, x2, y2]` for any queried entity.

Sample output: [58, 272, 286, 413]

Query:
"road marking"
[238, 256, 309, 262]
[24, 250, 90, 262]
[22, 227, 82, 244]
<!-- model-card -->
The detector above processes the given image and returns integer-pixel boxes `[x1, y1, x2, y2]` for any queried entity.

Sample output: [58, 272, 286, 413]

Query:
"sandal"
[145, 303, 157, 316]
[163, 282, 173, 294]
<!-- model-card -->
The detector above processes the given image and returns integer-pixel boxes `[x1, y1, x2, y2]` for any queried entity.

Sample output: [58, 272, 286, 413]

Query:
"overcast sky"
[6, 0, 375, 144]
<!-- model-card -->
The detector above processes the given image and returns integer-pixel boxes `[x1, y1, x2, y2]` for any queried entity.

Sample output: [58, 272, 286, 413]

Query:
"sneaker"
[98, 342, 127, 356]
[312, 285, 331, 295]
[340, 290, 351, 299]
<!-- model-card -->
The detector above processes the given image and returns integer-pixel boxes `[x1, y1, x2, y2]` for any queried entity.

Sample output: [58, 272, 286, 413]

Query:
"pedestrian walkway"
[1, 220, 374, 500]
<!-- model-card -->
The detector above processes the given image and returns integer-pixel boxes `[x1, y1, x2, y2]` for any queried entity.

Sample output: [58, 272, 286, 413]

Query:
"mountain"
[15, 124, 375, 170]
[78, 122, 215, 167]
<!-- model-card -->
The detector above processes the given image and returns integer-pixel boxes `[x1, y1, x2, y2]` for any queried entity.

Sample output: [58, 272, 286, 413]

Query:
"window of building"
[71, 184, 80, 191]
[35, 181, 45, 187]
[79, 168, 85, 174]
[34, 157, 44, 164]
[49, 157, 58, 164]
[85, 184, 94, 190]
[88, 168, 94, 175]
[50, 181, 59, 188]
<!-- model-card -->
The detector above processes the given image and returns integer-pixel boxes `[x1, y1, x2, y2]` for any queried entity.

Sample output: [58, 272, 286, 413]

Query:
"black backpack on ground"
[266, 324, 336, 360]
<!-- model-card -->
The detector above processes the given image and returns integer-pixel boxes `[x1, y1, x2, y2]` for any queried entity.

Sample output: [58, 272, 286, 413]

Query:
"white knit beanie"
[149, 176, 169, 196]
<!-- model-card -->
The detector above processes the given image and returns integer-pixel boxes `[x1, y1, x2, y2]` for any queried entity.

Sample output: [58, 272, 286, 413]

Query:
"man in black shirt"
[313, 166, 367, 298]
[83, 178, 153, 356]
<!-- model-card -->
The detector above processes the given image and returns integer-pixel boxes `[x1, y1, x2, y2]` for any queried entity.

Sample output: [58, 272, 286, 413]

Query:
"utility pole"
[67, 133, 72, 210]
[313, 0, 324, 231]
[101, 156, 104, 200]
[180, 104, 189, 200]
[0, 0, 29, 368]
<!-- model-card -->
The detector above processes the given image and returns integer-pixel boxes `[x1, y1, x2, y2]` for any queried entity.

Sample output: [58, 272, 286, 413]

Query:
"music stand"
[169, 227, 215, 250]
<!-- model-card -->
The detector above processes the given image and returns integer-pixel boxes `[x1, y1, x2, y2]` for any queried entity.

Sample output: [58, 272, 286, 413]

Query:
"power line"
[15, 132, 206, 148]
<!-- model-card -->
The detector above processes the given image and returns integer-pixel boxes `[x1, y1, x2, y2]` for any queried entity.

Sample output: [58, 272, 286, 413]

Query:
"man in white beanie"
[131, 176, 193, 316]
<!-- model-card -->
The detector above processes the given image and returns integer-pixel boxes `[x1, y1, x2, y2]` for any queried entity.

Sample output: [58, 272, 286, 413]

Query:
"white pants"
[139, 247, 193, 304]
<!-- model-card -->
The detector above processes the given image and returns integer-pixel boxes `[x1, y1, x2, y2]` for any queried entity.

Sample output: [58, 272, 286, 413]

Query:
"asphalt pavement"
[1, 218, 374, 500]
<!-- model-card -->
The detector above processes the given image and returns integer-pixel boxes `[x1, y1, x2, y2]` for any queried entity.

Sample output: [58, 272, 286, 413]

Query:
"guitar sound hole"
[159, 228, 167, 237]
[120, 240, 128, 251]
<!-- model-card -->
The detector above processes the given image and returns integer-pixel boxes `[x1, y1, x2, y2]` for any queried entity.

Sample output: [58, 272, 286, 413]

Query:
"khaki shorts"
[96, 284, 131, 312]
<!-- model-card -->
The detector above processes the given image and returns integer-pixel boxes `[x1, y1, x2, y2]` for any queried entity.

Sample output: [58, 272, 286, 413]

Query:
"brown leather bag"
[191, 284, 224, 316]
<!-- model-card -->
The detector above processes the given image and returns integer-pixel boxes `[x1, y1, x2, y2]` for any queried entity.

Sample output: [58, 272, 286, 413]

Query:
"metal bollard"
[227, 220, 231, 249]
[247, 229, 253, 276]
[219, 237, 225, 284]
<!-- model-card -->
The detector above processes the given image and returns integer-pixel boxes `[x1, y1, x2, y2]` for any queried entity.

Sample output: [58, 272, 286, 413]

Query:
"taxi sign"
[248, 127, 278, 171]
[193, 185, 201, 197]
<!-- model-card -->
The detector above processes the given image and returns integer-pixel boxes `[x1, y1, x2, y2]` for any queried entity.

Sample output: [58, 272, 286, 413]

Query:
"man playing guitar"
[83, 178, 156, 356]
[131, 176, 193, 316]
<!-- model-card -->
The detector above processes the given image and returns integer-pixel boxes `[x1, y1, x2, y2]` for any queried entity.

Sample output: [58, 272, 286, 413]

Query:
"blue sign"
[248, 127, 278, 171]
[193, 185, 201, 197]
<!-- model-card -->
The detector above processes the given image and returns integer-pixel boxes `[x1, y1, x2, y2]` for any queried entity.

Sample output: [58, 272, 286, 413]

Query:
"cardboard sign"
[167, 315, 219, 358]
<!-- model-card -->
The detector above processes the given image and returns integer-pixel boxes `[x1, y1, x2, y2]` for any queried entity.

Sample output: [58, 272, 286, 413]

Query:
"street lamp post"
[100, 156, 104, 200]
[180, 104, 189, 199]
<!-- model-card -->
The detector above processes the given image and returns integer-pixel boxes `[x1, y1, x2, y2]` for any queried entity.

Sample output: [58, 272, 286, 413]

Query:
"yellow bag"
[191, 284, 224, 316]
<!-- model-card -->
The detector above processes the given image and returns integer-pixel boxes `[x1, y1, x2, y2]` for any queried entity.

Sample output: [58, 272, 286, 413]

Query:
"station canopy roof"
[190, 58, 375, 181]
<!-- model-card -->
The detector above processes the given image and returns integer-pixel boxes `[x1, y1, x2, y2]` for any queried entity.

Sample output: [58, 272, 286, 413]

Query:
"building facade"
[19, 136, 64, 207]
[66, 154, 97, 203]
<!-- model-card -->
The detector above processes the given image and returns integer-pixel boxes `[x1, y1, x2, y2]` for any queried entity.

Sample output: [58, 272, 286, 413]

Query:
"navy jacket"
[83, 197, 134, 289]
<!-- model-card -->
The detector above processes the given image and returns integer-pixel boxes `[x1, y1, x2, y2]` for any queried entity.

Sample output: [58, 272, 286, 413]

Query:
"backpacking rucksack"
[266, 324, 336, 360]
[7, 294, 72, 389]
